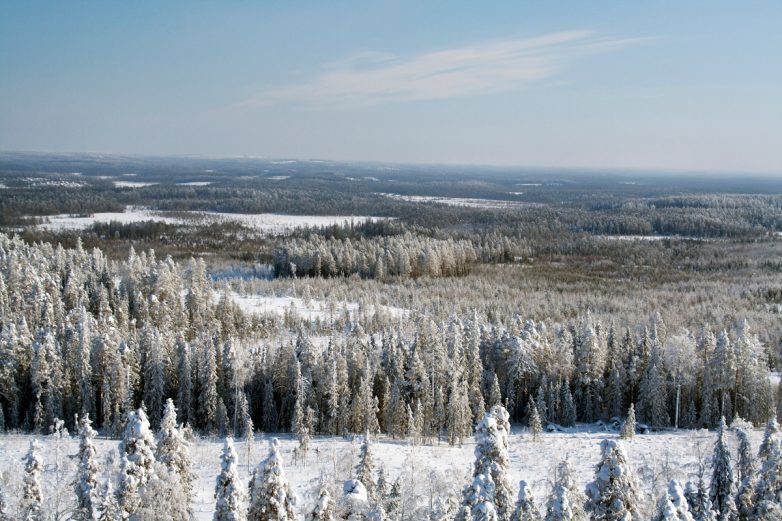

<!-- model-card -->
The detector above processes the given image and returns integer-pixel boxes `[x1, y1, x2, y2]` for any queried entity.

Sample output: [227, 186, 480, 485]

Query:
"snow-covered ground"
[113, 181, 159, 188]
[38, 207, 184, 230]
[229, 292, 408, 322]
[379, 193, 538, 209]
[36, 207, 384, 235]
[178, 181, 213, 186]
[0, 427, 762, 520]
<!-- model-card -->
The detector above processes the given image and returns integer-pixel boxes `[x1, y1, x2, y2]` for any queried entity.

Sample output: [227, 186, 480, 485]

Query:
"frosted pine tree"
[447, 372, 473, 446]
[156, 399, 196, 511]
[754, 433, 782, 505]
[684, 477, 717, 521]
[247, 438, 296, 521]
[307, 488, 335, 521]
[214, 438, 247, 521]
[585, 439, 641, 521]
[75, 414, 100, 521]
[758, 417, 779, 463]
[97, 480, 120, 521]
[653, 480, 695, 521]
[734, 429, 756, 521]
[511, 480, 541, 521]
[21, 439, 44, 521]
[620, 404, 636, 440]
[709, 418, 737, 521]
[460, 405, 514, 521]
[342, 479, 371, 520]
[356, 432, 376, 500]
[118, 408, 157, 519]
[545, 460, 586, 521]
[0, 483, 8, 521]
[386, 479, 402, 521]
[529, 403, 543, 442]
[462, 474, 499, 521]
[135, 466, 191, 521]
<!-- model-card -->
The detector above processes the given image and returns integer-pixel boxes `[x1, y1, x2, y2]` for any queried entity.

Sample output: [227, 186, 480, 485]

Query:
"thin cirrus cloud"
[241, 30, 651, 109]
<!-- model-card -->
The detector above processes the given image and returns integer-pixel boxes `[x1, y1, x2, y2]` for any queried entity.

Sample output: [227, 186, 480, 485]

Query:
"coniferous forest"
[0, 153, 781, 520]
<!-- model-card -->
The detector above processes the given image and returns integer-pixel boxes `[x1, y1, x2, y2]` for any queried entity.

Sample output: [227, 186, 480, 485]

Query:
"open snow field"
[0, 427, 763, 519]
[37, 207, 383, 235]
[229, 292, 409, 323]
[378, 193, 540, 209]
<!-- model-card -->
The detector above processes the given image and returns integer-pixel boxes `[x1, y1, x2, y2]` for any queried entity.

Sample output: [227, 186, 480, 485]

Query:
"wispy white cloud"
[241, 30, 651, 108]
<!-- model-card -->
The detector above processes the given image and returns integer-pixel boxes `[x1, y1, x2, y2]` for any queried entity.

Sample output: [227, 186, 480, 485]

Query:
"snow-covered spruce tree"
[0, 483, 7, 521]
[545, 460, 586, 521]
[447, 371, 474, 446]
[653, 480, 694, 521]
[758, 417, 779, 463]
[156, 398, 196, 512]
[462, 473, 499, 521]
[386, 477, 403, 521]
[529, 403, 543, 442]
[74, 414, 100, 521]
[356, 432, 376, 500]
[460, 405, 513, 521]
[511, 480, 541, 521]
[684, 476, 717, 521]
[135, 466, 191, 521]
[214, 438, 247, 521]
[637, 344, 669, 428]
[118, 408, 157, 519]
[585, 439, 641, 521]
[217, 398, 230, 437]
[754, 432, 782, 506]
[97, 480, 120, 521]
[21, 439, 44, 521]
[248, 438, 296, 521]
[734, 428, 757, 521]
[342, 479, 371, 520]
[620, 404, 636, 440]
[307, 488, 335, 521]
[709, 418, 737, 521]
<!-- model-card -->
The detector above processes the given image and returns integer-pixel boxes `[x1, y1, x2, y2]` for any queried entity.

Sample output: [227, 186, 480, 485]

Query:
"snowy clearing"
[0, 427, 761, 521]
[178, 181, 213, 186]
[37, 207, 183, 230]
[113, 181, 159, 188]
[35, 206, 384, 234]
[379, 193, 540, 209]
[228, 292, 409, 323]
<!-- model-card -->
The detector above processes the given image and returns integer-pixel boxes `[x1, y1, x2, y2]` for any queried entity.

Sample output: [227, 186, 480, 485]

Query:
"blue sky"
[1, 1, 780, 174]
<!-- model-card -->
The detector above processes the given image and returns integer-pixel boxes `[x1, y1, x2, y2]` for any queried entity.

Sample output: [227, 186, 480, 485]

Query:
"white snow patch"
[178, 181, 212, 186]
[34, 207, 384, 235]
[228, 292, 408, 323]
[38, 207, 183, 230]
[267, 175, 290, 180]
[113, 181, 158, 188]
[379, 193, 540, 209]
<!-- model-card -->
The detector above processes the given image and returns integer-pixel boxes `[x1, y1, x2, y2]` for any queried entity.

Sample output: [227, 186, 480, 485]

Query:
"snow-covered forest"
[0, 155, 781, 520]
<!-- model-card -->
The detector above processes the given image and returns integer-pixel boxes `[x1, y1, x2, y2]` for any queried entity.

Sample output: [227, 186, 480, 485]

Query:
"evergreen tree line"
[0, 233, 778, 438]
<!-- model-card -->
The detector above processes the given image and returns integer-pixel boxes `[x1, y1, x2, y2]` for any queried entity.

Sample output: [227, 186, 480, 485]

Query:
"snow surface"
[35, 207, 383, 235]
[0, 427, 762, 520]
[178, 181, 213, 186]
[113, 181, 159, 188]
[379, 193, 540, 209]
[228, 292, 408, 323]
[38, 207, 183, 231]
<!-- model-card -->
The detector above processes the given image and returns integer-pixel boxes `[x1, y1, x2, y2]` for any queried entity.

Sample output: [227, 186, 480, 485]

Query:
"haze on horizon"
[1, 1, 781, 175]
